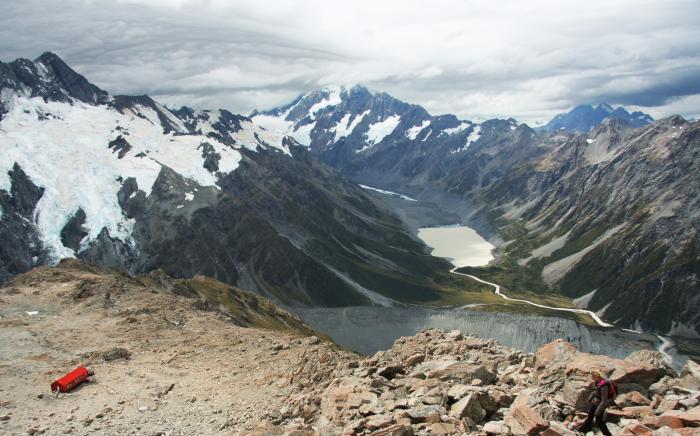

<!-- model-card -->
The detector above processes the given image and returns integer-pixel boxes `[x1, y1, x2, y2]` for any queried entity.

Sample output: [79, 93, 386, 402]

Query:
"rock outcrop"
[259, 330, 700, 435]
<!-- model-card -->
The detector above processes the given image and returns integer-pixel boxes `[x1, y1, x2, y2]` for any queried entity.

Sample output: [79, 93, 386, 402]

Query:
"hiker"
[578, 370, 613, 436]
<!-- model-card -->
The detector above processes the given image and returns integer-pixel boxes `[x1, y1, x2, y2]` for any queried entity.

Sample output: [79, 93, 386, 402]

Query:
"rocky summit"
[2, 261, 699, 435]
[258, 330, 700, 436]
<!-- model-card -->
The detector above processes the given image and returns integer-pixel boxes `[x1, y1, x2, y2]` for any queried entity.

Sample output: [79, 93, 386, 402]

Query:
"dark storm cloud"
[1, 0, 699, 123]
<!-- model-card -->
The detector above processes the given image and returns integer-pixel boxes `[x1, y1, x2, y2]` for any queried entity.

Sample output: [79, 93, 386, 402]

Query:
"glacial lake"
[417, 225, 495, 267]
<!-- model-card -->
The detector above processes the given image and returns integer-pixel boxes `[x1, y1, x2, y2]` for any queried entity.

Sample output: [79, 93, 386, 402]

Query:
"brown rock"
[321, 379, 378, 421]
[446, 330, 463, 341]
[677, 405, 700, 426]
[540, 420, 578, 436]
[101, 347, 130, 361]
[506, 405, 549, 435]
[377, 366, 405, 380]
[658, 397, 682, 413]
[369, 423, 414, 436]
[403, 353, 424, 368]
[446, 384, 471, 400]
[405, 405, 445, 424]
[673, 429, 700, 436]
[365, 414, 394, 431]
[650, 376, 679, 397]
[428, 422, 457, 435]
[619, 422, 654, 435]
[685, 360, 700, 378]
[534, 339, 579, 370]
[504, 389, 549, 435]
[616, 391, 652, 407]
[626, 349, 677, 378]
[343, 418, 367, 434]
[427, 362, 496, 384]
[606, 406, 654, 421]
[482, 420, 511, 435]
[449, 393, 485, 422]
[641, 413, 685, 429]
[385, 399, 409, 411]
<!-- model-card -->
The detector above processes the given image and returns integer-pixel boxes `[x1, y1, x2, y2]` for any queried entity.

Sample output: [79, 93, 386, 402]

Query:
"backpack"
[597, 379, 617, 399]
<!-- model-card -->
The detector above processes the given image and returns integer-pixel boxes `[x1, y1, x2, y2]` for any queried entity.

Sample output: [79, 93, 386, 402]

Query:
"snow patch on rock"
[308, 87, 342, 119]
[442, 121, 471, 136]
[451, 125, 481, 153]
[357, 115, 401, 152]
[332, 110, 369, 142]
[406, 120, 430, 140]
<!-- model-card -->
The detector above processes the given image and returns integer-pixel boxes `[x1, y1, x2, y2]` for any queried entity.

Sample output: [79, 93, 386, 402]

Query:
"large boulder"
[641, 413, 685, 429]
[627, 350, 677, 378]
[534, 339, 664, 409]
[504, 388, 549, 435]
[616, 391, 652, 408]
[450, 393, 486, 422]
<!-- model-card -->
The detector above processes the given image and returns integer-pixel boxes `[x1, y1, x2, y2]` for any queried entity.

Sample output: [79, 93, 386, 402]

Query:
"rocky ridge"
[258, 330, 700, 435]
[1, 261, 700, 435]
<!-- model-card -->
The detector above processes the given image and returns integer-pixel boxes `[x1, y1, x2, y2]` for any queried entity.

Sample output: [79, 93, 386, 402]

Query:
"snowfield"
[357, 115, 401, 153]
[0, 94, 290, 260]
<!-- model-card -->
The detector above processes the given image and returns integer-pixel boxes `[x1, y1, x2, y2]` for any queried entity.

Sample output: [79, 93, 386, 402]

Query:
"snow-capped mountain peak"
[542, 103, 654, 132]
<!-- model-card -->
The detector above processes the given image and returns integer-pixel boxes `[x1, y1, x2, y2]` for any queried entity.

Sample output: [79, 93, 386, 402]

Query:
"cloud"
[1, 0, 699, 123]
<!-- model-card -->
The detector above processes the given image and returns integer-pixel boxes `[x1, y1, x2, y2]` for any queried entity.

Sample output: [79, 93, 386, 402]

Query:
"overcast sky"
[1, 0, 699, 124]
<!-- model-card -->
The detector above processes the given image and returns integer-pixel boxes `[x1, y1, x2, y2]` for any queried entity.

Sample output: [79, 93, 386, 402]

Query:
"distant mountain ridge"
[542, 103, 654, 132]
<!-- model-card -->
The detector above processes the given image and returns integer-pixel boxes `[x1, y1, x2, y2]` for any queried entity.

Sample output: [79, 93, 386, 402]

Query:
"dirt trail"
[0, 263, 353, 435]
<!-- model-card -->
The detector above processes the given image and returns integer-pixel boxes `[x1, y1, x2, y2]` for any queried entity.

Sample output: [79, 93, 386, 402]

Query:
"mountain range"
[1, 52, 697, 337]
[0, 52, 450, 308]
[250, 83, 699, 337]
[542, 103, 654, 132]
